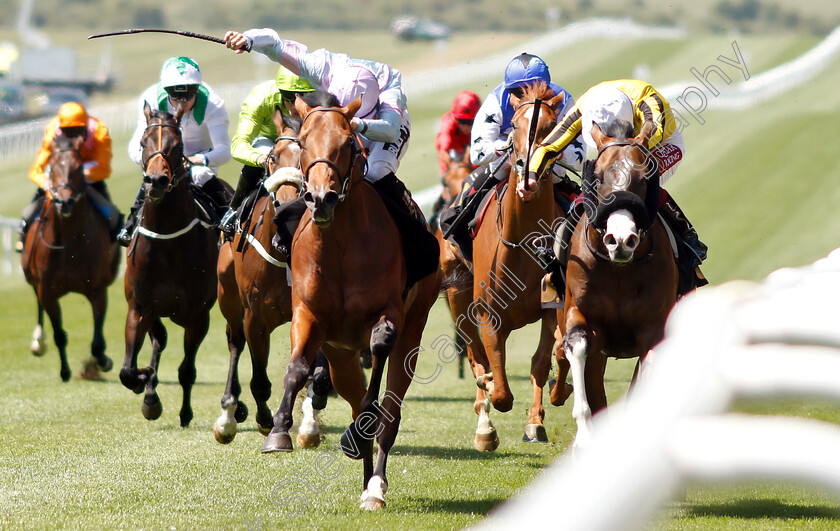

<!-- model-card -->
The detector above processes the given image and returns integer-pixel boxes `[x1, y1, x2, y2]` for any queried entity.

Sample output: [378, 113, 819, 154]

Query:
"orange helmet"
[451, 91, 481, 121]
[57, 102, 88, 128]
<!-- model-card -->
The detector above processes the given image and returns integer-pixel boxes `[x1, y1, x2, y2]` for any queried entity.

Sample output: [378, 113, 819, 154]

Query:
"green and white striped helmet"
[160, 56, 202, 88]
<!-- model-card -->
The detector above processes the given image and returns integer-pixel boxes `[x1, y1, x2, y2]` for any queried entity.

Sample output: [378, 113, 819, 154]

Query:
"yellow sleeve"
[636, 92, 668, 148]
[85, 120, 112, 182]
[528, 102, 583, 177]
[28, 119, 58, 189]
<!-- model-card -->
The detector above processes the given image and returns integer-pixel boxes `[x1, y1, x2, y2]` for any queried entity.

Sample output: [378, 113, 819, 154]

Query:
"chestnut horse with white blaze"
[260, 92, 441, 510]
[442, 82, 572, 451]
[559, 121, 678, 449]
[22, 134, 120, 381]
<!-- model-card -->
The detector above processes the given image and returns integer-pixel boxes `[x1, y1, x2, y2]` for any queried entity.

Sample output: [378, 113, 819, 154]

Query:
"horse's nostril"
[604, 234, 616, 247]
[626, 234, 639, 250]
[324, 191, 339, 209]
[303, 191, 315, 206]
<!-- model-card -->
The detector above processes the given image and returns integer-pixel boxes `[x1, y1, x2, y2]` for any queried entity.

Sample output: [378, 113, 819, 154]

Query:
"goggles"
[165, 85, 199, 101]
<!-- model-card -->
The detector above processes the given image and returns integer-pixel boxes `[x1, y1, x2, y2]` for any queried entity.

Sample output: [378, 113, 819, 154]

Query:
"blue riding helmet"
[504, 53, 551, 89]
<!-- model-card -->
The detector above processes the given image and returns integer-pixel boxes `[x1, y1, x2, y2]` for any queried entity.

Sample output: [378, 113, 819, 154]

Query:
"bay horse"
[214, 107, 327, 447]
[559, 121, 678, 449]
[22, 134, 120, 381]
[443, 82, 571, 451]
[260, 92, 441, 510]
[120, 103, 228, 427]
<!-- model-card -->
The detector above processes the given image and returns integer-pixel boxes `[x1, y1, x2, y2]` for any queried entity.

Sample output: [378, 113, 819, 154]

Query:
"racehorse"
[260, 92, 441, 510]
[443, 82, 571, 450]
[214, 107, 328, 447]
[22, 134, 120, 381]
[559, 121, 678, 449]
[120, 103, 228, 427]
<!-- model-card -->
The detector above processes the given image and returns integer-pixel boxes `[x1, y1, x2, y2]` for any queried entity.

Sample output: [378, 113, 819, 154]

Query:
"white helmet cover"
[160, 56, 202, 88]
[580, 85, 634, 149]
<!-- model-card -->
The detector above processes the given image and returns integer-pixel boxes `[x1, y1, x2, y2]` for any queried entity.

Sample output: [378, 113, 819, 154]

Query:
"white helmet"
[160, 56, 202, 88]
[580, 85, 634, 149]
[329, 65, 380, 119]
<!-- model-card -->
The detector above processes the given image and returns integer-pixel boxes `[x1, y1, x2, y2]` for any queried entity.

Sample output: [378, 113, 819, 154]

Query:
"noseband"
[141, 121, 187, 191]
[300, 107, 365, 201]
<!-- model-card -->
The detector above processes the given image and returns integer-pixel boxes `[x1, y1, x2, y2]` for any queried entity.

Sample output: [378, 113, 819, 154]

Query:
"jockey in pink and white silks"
[224, 29, 439, 287]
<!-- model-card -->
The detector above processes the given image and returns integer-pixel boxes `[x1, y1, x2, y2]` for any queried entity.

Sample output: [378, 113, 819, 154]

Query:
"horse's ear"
[294, 94, 312, 119]
[548, 90, 565, 111]
[590, 122, 608, 148]
[172, 104, 185, 124]
[508, 90, 521, 109]
[272, 104, 285, 134]
[143, 101, 152, 124]
[635, 120, 656, 147]
[342, 96, 363, 119]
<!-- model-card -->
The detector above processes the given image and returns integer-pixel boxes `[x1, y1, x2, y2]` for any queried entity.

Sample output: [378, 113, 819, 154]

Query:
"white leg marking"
[213, 404, 238, 442]
[298, 396, 319, 438]
[31, 324, 47, 357]
[566, 332, 593, 450]
[476, 397, 495, 435]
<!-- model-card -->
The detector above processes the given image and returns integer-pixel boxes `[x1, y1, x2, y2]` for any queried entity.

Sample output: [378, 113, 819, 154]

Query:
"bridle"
[141, 120, 188, 191]
[581, 140, 660, 264]
[299, 107, 366, 201]
[46, 145, 86, 209]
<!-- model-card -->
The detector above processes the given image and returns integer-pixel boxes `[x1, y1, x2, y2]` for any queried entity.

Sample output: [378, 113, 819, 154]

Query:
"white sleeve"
[202, 93, 231, 168]
[470, 96, 505, 166]
[128, 86, 156, 166]
[357, 108, 401, 143]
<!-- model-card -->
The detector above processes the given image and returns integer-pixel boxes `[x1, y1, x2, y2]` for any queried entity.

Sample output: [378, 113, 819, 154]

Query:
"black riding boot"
[371, 173, 440, 290]
[118, 185, 146, 247]
[200, 176, 232, 220]
[221, 165, 263, 238]
[17, 189, 46, 252]
[659, 191, 709, 295]
[438, 164, 503, 262]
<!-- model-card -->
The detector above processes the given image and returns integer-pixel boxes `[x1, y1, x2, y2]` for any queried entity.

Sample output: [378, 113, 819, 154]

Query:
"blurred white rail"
[480, 249, 840, 530]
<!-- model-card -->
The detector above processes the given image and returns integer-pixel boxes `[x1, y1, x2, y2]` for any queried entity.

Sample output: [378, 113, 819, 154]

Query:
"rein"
[300, 107, 365, 201]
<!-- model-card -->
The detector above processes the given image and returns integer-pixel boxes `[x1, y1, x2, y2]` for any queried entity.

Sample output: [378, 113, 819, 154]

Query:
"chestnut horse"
[260, 92, 441, 510]
[214, 108, 322, 445]
[22, 135, 120, 381]
[120, 103, 228, 427]
[559, 122, 678, 449]
[443, 82, 571, 451]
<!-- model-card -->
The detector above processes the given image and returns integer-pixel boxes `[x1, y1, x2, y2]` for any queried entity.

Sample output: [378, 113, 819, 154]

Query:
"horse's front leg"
[82, 288, 113, 380]
[262, 307, 322, 453]
[214, 313, 247, 444]
[563, 306, 603, 450]
[120, 306, 151, 393]
[39, 292, 70, 382]
[244, 312, 274, 436]
[524, 312, 555, 443]
[141, 318, 167, 422]
[30, 299, 48, 357]
[178, 313, 209, 428]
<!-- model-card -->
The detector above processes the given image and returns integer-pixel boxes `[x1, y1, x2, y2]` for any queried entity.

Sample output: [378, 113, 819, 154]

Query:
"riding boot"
[427, 193, 446, 233]
[659, 191, 709, 295]
[371, 173, 440, 290]
[17, 189, 46, 252]
[438, 164, 502, 262]
[117, 185, 145, 247]
[200, 176, 232, 220]
[86, 181, 122, 241]
[221, 165, 263, 236]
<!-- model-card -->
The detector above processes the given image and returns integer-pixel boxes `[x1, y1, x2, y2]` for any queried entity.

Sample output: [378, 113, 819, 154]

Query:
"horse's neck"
[498, 176, 555, 242]
[142, 180, 197, 231]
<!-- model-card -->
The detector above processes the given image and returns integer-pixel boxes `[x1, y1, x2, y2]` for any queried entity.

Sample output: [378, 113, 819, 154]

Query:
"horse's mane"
[305, 91, 341, 109]
[52, 135, 76, 150]
[148, 108, 178, 122]
[601, 119, 634, 141]
[519, 81, 556, 102]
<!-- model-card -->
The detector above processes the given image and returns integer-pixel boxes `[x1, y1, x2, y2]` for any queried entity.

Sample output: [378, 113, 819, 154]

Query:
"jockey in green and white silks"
[120, 56, 231, 245]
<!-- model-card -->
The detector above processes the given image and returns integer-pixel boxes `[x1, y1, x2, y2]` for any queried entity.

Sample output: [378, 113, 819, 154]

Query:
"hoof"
[523, 424, 548, 443]
[213, 423, 236, 444]
[360, 496, 385, 510]
[80, 358, 103, 381]
[549, 379, 573, 406]
[296, 431, 321, 449]
[141, 398, 163, 421]
[257, 422, 273, 436]
[97, 356, 113, 372]
[234, 401, 249, 423]
[60, 368, 71, 382]
[31, 340, 46, 357]
[474, 430, 500, 452]
[340, 422, 371, 460]
[261, 431, 293, 453]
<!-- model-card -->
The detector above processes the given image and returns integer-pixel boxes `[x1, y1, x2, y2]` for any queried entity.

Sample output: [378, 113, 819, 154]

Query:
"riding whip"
[87, 29, 250, 51]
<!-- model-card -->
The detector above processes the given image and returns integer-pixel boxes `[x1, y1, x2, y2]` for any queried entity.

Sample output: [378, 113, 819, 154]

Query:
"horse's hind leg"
[141, 318, 167, 421]
[30, 300, 47, 357]
[297, 351, 331, 449]
[82, 289, 113, 380]
[178, 313, 209, 428]
[40, 294, 70, 382]
[524, 313, 554, 443]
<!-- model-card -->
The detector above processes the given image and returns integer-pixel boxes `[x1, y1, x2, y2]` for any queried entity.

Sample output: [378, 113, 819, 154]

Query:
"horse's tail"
[440, 265, 472, 295]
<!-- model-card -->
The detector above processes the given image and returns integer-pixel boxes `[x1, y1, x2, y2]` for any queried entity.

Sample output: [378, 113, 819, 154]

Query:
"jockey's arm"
[127, 89, 155, 167]
[236, 29, 309, 76]
[201, 99, 232, 168]
[528, 103, 583, 179]
[83, 121, 112, 182]
[470, 97, 508, 167]
[231, 85, 271, 167]
[637, 92, 671, 148]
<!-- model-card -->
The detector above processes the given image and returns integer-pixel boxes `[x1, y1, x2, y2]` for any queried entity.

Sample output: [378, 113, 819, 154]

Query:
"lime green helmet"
[275, 67, 314, 93]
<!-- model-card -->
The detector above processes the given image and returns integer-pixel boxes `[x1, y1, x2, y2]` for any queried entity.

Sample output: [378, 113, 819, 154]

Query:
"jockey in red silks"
[435, 90, 481, 174]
